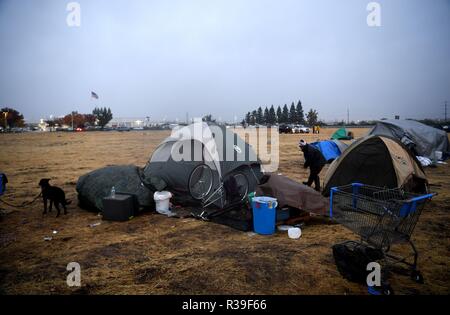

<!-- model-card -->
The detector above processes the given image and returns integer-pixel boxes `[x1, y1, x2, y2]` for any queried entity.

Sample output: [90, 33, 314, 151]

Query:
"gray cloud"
[0, 0, 449, 122]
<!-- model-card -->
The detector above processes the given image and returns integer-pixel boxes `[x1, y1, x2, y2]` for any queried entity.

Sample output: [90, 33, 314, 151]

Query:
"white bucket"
[288, 227, 302, 239]
[153, 191, 172, 212]
[435, 151, 443, 161]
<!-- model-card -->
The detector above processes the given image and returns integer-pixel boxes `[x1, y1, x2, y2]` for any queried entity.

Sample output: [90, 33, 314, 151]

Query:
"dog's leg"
[43, 198, 47, 214]
[49, 200, 53, 213]
[55, 202, 61, 217]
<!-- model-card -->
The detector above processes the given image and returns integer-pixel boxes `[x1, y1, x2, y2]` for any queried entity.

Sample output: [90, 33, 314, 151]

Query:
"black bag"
[332, 241, 384, 284]
[0, 173, 7, 195]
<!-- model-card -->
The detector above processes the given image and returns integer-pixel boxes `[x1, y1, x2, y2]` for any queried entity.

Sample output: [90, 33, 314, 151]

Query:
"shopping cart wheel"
[411, 270, 424, 284]
[368, 283, 394, 295]
[382, 284, 394, 296]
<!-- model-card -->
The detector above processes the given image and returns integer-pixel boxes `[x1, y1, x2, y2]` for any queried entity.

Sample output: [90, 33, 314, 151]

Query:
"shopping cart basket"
[330, 183, 435, 283]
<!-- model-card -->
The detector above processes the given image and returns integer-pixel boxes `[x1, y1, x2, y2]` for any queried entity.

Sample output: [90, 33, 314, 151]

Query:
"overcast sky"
[0, 0, 449, 123]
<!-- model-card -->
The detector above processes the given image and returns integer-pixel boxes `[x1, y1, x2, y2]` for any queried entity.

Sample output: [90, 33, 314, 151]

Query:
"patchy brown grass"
[0, 128, 449, 295]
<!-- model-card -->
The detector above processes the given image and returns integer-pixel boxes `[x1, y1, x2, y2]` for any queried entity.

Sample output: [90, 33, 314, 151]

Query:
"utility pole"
[445, 100, 448, 122]
[71, 112, 74, 130]
[347, 107, 350, 125]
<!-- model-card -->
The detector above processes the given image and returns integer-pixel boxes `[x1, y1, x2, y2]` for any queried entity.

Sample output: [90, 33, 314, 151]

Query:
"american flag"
[91, 91, 99, 99]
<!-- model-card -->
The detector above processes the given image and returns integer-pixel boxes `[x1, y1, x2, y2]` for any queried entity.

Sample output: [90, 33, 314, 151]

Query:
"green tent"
[331, 127, 353, 140]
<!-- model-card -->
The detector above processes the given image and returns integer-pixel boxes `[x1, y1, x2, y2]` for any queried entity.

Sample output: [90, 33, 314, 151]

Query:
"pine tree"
[289, 102, 297, 124]
[245, 112, 251, 124]
[296, 100, 305, 124]
[281, 104, 289, 123]
[263, 107, 269, 125]
[269, 105, 276, 124]
[251, 110, 257, 125]
[276, 106, 282, 123]
[256, 107, 263, 124]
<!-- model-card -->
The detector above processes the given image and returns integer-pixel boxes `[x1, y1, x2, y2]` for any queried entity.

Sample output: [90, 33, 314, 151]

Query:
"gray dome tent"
[368, 120, 449, 159]
[323, 135, 428, 196]
[143, 122, 263, 208]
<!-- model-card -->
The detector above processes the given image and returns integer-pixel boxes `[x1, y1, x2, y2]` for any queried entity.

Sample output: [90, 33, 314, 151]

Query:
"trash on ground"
[277, 225, 294, 231]
[43, 236, 53, 241]
[288, 227, 302, 239]
[88, 222, 101, 228]
[416, 156, 432, 167]
[52, 230, 58, 234]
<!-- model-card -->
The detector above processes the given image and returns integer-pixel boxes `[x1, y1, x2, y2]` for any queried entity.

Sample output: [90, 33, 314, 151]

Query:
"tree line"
[0, 107, 25, 128]
[243, 101, 319, 126]
[0, 106, 113, 130]
[47, 107, 113, 129]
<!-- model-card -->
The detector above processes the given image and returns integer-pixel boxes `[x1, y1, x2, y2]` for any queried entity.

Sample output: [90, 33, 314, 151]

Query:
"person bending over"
[299, 140, 326, 191]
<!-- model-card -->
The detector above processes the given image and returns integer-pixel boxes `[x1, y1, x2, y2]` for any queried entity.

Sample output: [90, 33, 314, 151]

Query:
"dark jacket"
[301, 144, 326, 170]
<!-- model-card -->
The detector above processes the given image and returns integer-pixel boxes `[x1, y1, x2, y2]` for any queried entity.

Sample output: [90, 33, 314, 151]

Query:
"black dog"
[38, 179, 71, 217]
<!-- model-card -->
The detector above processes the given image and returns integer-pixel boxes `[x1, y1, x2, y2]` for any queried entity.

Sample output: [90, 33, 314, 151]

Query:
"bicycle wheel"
[188, 164, 213, 200]
[230, 172, 249, 203]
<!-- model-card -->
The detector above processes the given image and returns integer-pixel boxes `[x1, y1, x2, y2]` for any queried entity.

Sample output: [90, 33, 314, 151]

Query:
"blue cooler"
[252, 196, 278, 235]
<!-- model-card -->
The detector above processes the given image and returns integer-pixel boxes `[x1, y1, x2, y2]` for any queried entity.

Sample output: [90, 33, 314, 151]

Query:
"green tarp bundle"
[331, 128, 353, 140]
[76, 165, 166, 212]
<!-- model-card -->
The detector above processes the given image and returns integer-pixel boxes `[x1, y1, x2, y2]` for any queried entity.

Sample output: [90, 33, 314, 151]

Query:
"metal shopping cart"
[329, 183, 435, 284]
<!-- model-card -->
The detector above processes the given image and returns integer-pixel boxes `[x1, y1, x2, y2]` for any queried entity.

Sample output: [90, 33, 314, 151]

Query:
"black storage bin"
[102, 193, 137, 221]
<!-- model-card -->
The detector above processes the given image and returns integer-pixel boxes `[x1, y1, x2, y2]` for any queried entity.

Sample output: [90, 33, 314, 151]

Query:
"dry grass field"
[0, 128, 449, 295]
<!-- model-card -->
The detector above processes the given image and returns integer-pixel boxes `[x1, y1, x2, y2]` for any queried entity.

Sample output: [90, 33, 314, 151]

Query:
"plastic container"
[251, 196, 278, 235]
[288, 227, 302, 239]
[153, 191, 172, 212]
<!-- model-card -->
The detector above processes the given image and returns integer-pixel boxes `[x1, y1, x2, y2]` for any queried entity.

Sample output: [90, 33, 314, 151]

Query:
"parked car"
[291, 125, 310, 133]
[298, 125, 310, 133]
[278, 124, 293, 134]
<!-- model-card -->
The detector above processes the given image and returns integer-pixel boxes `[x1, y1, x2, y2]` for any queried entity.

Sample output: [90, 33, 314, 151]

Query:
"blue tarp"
[311, 140, 347, 163]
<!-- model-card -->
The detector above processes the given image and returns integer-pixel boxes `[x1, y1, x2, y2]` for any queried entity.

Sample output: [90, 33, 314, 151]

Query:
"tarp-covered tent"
[143, 122, 263, 208]
[311, 140, 349, 163]
[331, 128, 353, 140]
[322, 135, 428, 196]
[368, 119, 450, 159]
[256, 174, 329, 215]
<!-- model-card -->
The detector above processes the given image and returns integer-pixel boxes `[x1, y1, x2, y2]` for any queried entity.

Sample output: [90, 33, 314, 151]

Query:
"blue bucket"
[252, 196, 278, 235]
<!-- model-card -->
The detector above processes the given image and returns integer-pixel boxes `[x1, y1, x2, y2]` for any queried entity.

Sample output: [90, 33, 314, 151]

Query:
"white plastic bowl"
[288, 227, 302, 239]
